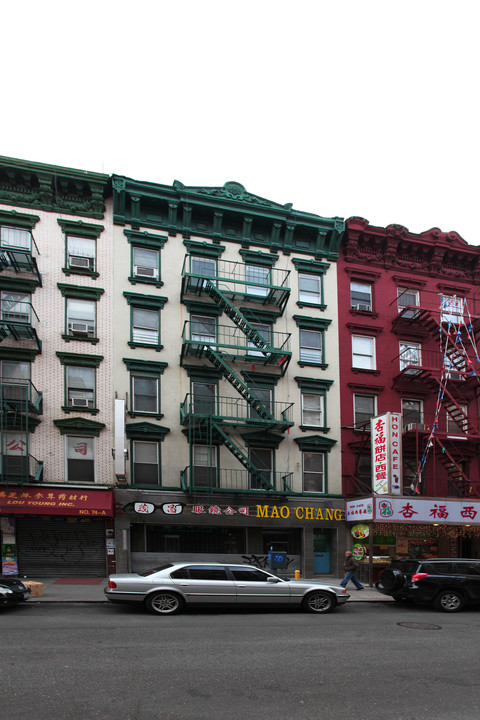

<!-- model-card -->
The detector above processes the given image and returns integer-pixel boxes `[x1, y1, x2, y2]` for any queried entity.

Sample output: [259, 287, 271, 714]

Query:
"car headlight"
[0, 587, 13, 595]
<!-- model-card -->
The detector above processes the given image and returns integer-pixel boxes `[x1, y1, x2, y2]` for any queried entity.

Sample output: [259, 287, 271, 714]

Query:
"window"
[133, 246, 159, 280]
[132, 441, 159, 485]
[132, 308, 159, 345]
[1, 360, 30, 402]
[399, 342, 421, 373]
[300, 329, 322, 364]
[246, 264, 269, 297]
[191, 256, 216, 290]
[402, 399, 423, 429]
[403, 457, 418, 495]
[67, 236, 96, 272]
[250, 448, 272, 490]
[299, 274, 321, 305]
[446, 403, 468, 435]
[0, 226, 31, 250]
[302, 452, 325, 493]
[230, 567, 271, 582]
[301, 393, 324, 427]
[354, 394, 376, 429]
[2, 432, 28, 477]
[66, 436, 95, 482]
[124, 293, 167, 350]
[1, 291, 31, 323]
[66, 298, 96, 338]
[444, 351, 466, 381]
[352, 335, 375, 370]
[249, 387, 272, 421]
[397, 287, 419, 317]
[350, 282, 372, 311]
[66, 366, 95, 409]
[192, 382, 216, 415]
[133, 376, 158, 414]
[193, 445, 217, 488]
[191, 315, 216, 344]
[247, 323, 271, 356]
[441, 295, 465, 324]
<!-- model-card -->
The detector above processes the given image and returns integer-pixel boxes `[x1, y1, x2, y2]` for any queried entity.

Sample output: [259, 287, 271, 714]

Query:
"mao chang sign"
[0, 486, 114, 517]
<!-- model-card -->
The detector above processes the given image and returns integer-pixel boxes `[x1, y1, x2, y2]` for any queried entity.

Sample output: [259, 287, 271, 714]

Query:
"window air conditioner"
[134, 265, 157, 278]
[71, 397, 90, 407]
[404, 422, 427, 433]
[69, 255, 92, 269]
[69, 322, 94, 335]
[352, 303, 371, 312]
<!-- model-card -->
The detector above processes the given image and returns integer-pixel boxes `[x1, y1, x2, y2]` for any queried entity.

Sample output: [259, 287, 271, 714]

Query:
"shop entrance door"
[313, 529, 331, 574]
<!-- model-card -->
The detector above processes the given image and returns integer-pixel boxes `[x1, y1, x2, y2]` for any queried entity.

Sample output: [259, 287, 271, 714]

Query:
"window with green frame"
[293, 315, 331, 369]
[292, 258, 329, 310]
[125, 422, 170, 487]
[295, 376, 332, 432]
[123, 359, 168, 419]
[294, 435, 337, 495]
[124, 292, 168, 351]
[56, 352, 103, 414]
[125, 230, 167, 288]
[58, 219, 104, 279]
[58, 283, 104, 344]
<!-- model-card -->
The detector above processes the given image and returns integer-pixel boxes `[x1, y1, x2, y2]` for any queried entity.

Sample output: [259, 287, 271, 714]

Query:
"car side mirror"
[267, 576, 281, 583]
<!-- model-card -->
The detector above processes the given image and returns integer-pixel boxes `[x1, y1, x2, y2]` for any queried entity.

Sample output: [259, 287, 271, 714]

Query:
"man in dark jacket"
[340, 551, 364, 590]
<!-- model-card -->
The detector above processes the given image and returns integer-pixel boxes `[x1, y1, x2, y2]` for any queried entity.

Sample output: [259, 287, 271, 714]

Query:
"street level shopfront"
[346, 496, 480, 584]
[114, 489, 347, 577]
[0, 485, 115, 577]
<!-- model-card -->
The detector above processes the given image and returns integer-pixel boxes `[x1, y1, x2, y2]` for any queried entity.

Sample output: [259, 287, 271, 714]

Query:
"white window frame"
[301, 393, 324, 427]
[132, 246, 159, 280]
[399, 342, 421, 373]
[353, 394, 377, 429]
[350, 281, 372, 312]
[298, 273, 321, 305]
[247, 322, 271, 356]
[401, 398, 424, 431]
[302, 451, 325, 493]
[132, 375, 159, 414]
[446, 403, 468, 435]
[397, 287, 419, 316]
[65, 435, 95, 483]
[66, 366, 95, 409]
[352, 335, 376, 370]
[299, 329, 323, 364]
[66, 298, 96, 338]
[132, 307, 159, 345]
[67, 235, 96, 271]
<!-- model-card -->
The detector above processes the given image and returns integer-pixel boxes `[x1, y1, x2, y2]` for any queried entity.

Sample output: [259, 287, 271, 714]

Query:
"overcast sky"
[2, 1, 479, 242]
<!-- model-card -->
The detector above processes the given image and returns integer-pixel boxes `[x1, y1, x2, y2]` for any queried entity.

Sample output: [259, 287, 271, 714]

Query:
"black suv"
[376, 559, 480, 612]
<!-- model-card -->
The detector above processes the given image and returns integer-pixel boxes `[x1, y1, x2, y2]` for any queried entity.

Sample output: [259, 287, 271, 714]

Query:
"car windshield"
[139, 564, 174, 576]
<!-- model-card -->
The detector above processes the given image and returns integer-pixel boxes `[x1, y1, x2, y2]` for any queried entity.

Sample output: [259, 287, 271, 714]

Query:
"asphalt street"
[2, 602, 480, 720]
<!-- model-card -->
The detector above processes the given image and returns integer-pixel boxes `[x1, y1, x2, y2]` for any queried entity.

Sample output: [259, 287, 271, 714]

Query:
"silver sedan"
[104, 562, 349, 615]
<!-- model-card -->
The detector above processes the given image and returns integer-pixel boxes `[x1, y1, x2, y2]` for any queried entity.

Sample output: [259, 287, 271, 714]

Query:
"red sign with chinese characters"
[0, 486, 114, 517]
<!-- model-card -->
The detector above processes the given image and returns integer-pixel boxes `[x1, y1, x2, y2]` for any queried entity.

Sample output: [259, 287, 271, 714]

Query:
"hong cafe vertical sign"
[371, 412, 402, 495]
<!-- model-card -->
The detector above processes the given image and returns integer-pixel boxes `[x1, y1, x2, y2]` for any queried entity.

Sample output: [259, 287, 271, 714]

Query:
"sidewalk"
[22, 576, 393, 603]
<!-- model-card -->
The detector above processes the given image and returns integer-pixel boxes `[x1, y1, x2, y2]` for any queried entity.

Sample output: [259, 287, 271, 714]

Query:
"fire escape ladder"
[202, 346, 275, 422]
[441, 385, 480, 437]
[204, 281, 274, 356]
[434, 438, 478, 496]
[212, 423, 274, 490]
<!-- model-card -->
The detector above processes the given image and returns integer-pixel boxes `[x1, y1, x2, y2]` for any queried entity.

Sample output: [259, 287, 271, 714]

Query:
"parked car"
[376, 558, 480, 612]
[0, 577, 31, 608]
[105, 562, 349, 615]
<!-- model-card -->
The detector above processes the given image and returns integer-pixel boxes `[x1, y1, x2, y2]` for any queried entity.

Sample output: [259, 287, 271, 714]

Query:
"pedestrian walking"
[340, 550, 364, 590]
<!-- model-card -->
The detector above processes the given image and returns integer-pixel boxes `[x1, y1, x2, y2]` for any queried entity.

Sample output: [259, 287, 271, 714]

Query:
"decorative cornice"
[292, 258, 330, 275]
[294, 376, 334, 392]
[56, 351, 103, 367]
[53, 417, 105, 436]
[294, 435, 337, 452]
[57, 283, 104, 300]
[123, 292, 168, 309]
[123, 358, 168, 374]
[0, 156, 108, 219]
[0, 208, 40, 229]
[57, 219, 104, 239]
[125, 422, 170, 441]
[239, 249, 279, 267]
[293, 315, 332, 331]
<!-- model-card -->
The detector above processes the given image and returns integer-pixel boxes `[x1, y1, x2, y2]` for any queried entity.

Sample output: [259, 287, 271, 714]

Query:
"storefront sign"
[352, 543, 366, 560]
[346, 499, 373, 521]
[256, 505, 342, 521]
[351, 523, 369, 539]
[0, 486, 114, 517]
[371, 412, 403, 495]
[374, 497, 480, 524]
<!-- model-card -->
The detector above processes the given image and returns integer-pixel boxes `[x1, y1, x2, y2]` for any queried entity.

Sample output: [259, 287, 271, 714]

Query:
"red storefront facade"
[0, 485, 115, 577]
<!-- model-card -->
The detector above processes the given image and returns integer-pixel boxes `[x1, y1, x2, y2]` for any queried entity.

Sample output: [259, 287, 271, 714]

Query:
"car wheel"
[146, 591, 184, 615]
[434, 590, 464, 613]
[302, 591, 335, 614]
[379, 568, 404, 591]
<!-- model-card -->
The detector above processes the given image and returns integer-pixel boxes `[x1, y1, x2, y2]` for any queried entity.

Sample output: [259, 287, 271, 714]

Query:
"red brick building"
[338, 218, 480, 563]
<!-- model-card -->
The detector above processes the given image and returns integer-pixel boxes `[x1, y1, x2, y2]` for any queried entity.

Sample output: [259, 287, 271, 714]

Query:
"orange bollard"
[294, 570, 301, 580]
